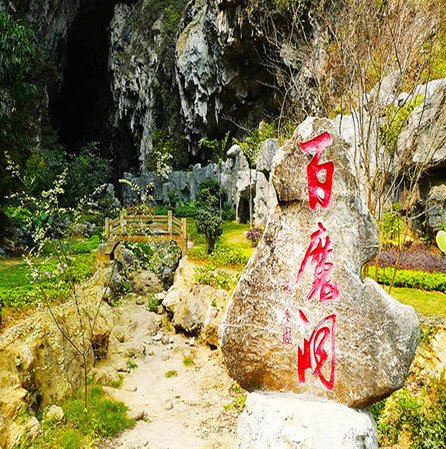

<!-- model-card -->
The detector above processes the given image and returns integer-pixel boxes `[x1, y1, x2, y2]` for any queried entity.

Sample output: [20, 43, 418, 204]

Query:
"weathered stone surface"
[221, 119, 419, 407]
[426, 184, 446, 231]
[237, 392, 378, 449]
[45, 405, 64, 422]
[130, 270, 163, 295]
[257, 138, 279, 173]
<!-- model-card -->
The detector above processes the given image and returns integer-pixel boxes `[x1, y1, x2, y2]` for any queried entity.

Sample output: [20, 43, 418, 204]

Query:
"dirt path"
[97, 297, 239, 449]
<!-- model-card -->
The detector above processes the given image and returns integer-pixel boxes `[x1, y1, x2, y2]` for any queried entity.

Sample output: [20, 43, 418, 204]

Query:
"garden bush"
[194, 266, 240, 291]
[376, 242, 446, 273]
[367, 266, 446, 293]
[372, 373, 446, 448]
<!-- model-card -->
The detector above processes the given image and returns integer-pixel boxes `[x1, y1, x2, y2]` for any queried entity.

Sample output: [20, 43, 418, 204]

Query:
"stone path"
[97, 297, 238, 449]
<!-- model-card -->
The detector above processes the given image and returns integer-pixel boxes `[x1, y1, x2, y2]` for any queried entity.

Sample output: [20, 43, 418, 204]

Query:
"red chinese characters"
[281, 131, 339, 392]
[300, 131, 334, 211]
[296, 222, 339, 303]
[297, 311, 336, 391]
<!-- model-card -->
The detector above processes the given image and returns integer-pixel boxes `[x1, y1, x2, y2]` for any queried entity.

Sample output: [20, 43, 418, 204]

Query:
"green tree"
[195, 207, 223, 254]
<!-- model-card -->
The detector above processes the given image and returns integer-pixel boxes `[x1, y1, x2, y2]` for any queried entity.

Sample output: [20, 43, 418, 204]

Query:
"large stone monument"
[220, 118, 419, 448]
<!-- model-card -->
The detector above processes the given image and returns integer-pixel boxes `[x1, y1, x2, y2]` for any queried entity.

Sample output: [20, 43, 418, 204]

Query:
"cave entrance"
[50, 0, 117, 152]
[49, 0, 139, 175]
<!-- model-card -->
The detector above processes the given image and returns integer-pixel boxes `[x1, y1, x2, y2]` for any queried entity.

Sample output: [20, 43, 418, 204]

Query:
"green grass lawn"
[390, 287, 446, 320]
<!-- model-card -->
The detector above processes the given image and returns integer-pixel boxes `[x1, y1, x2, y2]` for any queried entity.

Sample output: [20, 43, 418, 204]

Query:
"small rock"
[152, 333, 162, 342]
[127, 408, 145, 421]
[169, 336, 174, 344]
[116, 361, 129, 373]
[166, 344, 173, 350]
[164, 399, 174, 410]
[161, 335, 170, 345]
[26, 416, 42, 440]
[157, 305, 164, 315]
[136, 296, 145, 305]
[155, 292, 166, 303]
[189, 337, 195, 346]
[113, 327, 125, 343]
[45, 405, 64, 422]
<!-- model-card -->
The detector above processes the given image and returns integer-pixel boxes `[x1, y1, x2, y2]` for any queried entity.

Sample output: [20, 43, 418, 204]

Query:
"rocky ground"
[94, 294, 239, 449]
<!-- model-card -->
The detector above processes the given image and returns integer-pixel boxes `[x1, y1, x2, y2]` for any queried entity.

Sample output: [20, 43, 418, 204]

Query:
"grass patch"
[110, 374, 124, 389]
[28, 384, 134, 448]
[147, 293, 158, 312]
[194, 265, 241, 291]
[183, 356, 194, 367]
[165, 370, 177, 378]
[126, 358, 138, 371]
[390, 287, 446, 320]
[0, 236, 98, 313]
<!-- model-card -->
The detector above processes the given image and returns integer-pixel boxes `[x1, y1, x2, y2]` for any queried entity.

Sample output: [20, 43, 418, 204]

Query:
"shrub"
[245, 227, 263, 247]
[183, 356, 194, 367]
[165, 370, 177, 378]
[372, 374, 446, 448]
[196, 178, 225, 211]
[367, 266, 446, 293]
[210, 244, 249, 267]
[376, 242, 446, 273]
[147, 293, 158, 312]
[194, 266, 240, 291]
[195, 207, 223, 254]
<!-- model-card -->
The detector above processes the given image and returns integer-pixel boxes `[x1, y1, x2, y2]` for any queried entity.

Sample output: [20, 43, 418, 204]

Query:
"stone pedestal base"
[237, 392, 378, 449]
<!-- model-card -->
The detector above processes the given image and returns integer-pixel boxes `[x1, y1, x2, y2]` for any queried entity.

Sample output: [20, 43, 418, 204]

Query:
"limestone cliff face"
[108, 0, 279, 166]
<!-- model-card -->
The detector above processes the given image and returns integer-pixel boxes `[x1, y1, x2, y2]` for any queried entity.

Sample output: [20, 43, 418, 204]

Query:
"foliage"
[63, 143, 113, 205]
[375, 242, 446, 273]
[222, 201, 235, 221]
[372, 373, 446, 448]
[126, 358, 138, 371]
[367, 266, 446, 293]
[234, 122, 277, 168]
[195, 208, 223, 254]
[380, 204, 405, 245]
[245, 227, 263, 247]
[0, 252, 96, 310]
[379, 95, 424, 155]
[147, 293, 158, 312]
[199, 131, 231, 162]
[196, 179, 226, 211]
[30, 384, 134, 448]
[149, 128, 187, 175]
[165, 370, 178, 378]
[183, 356, 194, 367]
[194, 265, 241, 291]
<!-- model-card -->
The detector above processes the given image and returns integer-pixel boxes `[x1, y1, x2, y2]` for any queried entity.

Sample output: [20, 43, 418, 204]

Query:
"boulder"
[131, 270, 163, 295]
[426, 184, 446, 231]
[45, 405, 64, 422]
[257, 138, 279, 173]
[221, 119, 419, 408]
[172, 284, 212, 335]
[237, 392, 378, 449]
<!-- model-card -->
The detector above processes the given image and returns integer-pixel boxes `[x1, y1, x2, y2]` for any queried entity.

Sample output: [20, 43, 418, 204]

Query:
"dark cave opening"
[49, 0, 139, 174]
